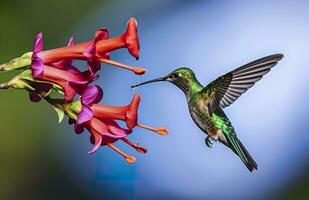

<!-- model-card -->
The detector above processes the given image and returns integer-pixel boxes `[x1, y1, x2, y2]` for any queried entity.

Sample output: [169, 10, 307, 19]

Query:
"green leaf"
[52, 84, 64, 95]
[52, 105, 65, 123]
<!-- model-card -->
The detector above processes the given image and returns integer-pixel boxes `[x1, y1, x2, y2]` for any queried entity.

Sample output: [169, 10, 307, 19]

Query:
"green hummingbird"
[131, 54, 283, 171]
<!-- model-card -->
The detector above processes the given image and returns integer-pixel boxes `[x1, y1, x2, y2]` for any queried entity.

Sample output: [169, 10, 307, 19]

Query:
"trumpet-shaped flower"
[31, 18, 145, 76]
[30, 36, 99, 101]
[55, 85, 168, 163]
[0, 17, 168, 164]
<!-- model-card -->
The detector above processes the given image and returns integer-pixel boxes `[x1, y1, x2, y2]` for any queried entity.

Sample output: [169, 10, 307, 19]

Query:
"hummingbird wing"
[202, 54, 283, 113]
[212, 108, 257, 171]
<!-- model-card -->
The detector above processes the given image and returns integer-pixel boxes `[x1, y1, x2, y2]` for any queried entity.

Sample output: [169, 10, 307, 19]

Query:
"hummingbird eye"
[172, 73, 179, 79]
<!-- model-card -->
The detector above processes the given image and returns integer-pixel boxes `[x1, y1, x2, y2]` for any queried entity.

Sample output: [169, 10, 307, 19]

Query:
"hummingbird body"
[132, 54, 284, 171]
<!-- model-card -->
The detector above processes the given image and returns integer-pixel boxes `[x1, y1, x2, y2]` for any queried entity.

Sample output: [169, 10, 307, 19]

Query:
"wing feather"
[202, 54, 283, 113]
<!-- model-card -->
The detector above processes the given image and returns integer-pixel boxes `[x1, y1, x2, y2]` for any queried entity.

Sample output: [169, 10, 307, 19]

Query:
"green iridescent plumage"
[132, 54, 284, 171]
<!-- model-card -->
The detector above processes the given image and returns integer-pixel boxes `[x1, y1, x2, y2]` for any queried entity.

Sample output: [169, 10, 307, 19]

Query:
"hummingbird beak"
[131, 75, 169, 88]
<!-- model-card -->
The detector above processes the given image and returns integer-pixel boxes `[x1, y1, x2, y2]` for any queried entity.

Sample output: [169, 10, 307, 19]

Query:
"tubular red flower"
[36, 73, 89, 102]
[40, 18, 139, 61]
[30, 36, 99, 102]
[90, 93, 168, 135]
[85, 117, 130, 154]
[32, 18, 142, 75]
[86, 118, 147, 163]
[90, 94, 140, 130]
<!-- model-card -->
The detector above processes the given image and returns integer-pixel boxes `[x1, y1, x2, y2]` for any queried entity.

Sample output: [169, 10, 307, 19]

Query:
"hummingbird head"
[131, 67, 202, 96]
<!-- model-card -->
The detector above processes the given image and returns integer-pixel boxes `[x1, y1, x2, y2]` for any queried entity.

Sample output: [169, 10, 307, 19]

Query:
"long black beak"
[131, 75, 169, 88]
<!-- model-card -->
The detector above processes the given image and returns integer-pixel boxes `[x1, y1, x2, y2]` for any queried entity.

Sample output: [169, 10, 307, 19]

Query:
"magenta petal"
[94, 28, 110, 59]
[76, 105, 93, 125]
[83, 43, 96, 60]
[87, 60, 101, 75]
[33, 33, 43, 53]
[31, 55, 44, 78]
[94, 28, 109, 43]
[83, 29, 108, 66]
[93, 85, 103, 104]
[105, 120, 130, 136]
[81, 85, 103, 105]
[88, 135, 102, 154]
[29, 92, 41, 102]
[67, 36, 74, 47]
[91, 75, 100, 82]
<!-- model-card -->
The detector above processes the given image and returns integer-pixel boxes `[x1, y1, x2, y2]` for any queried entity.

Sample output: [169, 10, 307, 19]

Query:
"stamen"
[137, 123, 168, 136]
[107, 143, 136, 164]
[121, 137, 147, 153]
[97, 58, 146, 75]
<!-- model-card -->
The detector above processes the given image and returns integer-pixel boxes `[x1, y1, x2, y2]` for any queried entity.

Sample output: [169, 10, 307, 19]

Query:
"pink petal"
[81, 85, 103, 105]
[31, 55, 44, 78]
[76, 105, 93, 125]
[104, 119, 131, 136]
[67, 36, 74, 47]
[87, 60, 101, 75]
[88, 133, 102, 154]
[33, 33, 43, 53]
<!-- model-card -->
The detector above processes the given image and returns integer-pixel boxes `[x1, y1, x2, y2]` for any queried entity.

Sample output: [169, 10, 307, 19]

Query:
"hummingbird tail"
[228, 136, 258, 172]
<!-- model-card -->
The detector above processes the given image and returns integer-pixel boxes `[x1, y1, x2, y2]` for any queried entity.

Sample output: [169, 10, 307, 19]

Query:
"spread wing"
[202, 54, 283, 113]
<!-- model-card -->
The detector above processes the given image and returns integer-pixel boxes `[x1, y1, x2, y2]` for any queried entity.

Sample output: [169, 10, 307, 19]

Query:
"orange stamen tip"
[125, 156, 136, 164]
[136, 146, 147, 154]
[133, 67, 146, 75]
[155, 128, 169, 135]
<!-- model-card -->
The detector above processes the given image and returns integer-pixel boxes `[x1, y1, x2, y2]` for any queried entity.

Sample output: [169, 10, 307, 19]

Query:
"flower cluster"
[0, 18, 167, 163]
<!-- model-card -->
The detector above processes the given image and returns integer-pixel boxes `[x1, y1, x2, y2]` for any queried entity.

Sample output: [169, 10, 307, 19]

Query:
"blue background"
[0, 0, 308, 199]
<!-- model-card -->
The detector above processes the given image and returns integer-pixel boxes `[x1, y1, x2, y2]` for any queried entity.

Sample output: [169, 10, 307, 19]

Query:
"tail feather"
[212, 108, 257, 171]
[227, 135, 258, 172]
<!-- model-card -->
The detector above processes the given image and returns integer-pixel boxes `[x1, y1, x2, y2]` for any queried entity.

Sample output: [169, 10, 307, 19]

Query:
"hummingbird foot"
[107, 143, 137, 164]
[121, 137, 148, 153]
[205, 136, 213, 148]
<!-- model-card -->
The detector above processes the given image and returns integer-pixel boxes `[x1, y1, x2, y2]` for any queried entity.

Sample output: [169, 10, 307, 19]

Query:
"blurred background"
[0, 0, 308, 199]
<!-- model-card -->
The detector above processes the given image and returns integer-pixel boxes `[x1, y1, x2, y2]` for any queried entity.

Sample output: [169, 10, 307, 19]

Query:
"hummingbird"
[131, 54, 283, 171]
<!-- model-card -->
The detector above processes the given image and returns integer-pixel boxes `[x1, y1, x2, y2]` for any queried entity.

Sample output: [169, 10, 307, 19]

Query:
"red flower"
[69, 86, 168, 163]
[91, 94, 168, 135]
[31, 36, 97, 102]
[31, 18, 145, 76]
